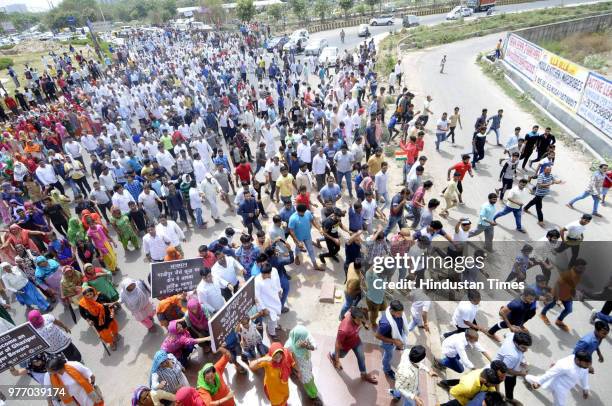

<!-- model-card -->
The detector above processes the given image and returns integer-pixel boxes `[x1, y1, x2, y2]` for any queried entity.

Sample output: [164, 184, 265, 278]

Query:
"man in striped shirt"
[524, 166, 562, 226]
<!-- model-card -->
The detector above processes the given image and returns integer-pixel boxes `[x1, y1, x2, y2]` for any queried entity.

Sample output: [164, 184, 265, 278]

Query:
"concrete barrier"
[514, 12, 612, 43]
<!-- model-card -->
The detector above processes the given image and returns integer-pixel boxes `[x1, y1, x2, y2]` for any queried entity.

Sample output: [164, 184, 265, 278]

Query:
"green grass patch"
[0, 57, 14, 70]
[0, 44, 15, 50]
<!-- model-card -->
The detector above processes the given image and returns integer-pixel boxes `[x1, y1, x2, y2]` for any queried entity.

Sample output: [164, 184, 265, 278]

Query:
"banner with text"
[0, 323, 49, 373]
[534, 50, 588, 112]
[209, 277, 257, 352]
[150, 258, 203, 299]
[504, 33, 543, 82]
[577, 72, 612, 138]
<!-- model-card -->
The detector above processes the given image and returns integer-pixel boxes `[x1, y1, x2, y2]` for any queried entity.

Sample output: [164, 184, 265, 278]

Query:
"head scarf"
[34, 256, 58, 280]
[285, 324, 315, 360]
[161, 320, 190, 354]
[196, 362, 220, 396]
[149, 350, 170, 386]
[78, 287, 105, 326]
[175, 386, 205, 406]
[165, 246, 182, 261]
[131, 386, 149, 406]
[67, 217, 86, 245]
[28, 309, 44, 328]
[186, 298, 208, 332]
[119, 278, 149, 310]
[268, 342, 293, 381]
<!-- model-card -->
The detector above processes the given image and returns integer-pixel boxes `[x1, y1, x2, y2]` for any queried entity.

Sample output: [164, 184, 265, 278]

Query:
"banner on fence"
[534, 50, 589, 112]
[504, 33, 543, 81]
[577, 72, 612, 138]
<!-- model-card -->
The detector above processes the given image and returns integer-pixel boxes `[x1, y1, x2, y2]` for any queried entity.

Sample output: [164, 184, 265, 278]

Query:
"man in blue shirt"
[237, 191, 262, 235]
[468, 193, 498, 252]
[384, 188, 409, 236]
[375, 300, 408, 380]
[208, 237, 236, 257]
[279, 200, 296, 231]
[486, 109, 503, 146]
[574, 321, 608, 373]
[349, 201, 365, 232]
[288, 204, 324, 271]
[318, 177, 341, 205]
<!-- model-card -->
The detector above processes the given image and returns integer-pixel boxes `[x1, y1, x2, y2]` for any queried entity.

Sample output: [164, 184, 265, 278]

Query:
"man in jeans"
[375, 300, 409, 380]
[288, 204, 324, 271]
[486, 109, 504, 146]
[493, 179, 529, 233]
[333, 144, 355, 198]
[384, 188, 410, 236]
[435, 112, 449, 152]
[567, 163, 607, 217]
[329, 307, 378, 384]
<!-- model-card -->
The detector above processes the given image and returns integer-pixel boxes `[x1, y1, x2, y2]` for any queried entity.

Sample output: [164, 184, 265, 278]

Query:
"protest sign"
[0, 323, 49, 373]
[150, 258, 203, 299]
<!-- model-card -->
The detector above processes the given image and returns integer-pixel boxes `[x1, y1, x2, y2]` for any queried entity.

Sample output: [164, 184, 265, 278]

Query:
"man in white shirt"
[374, 162, 389, 208]
[35, 161, 64, 194]
[556, 214, 591, 266]
[433, 328, 493, 373]
[495, 332, 531, 402]
[156, 215, 186, 255]
[200, 173, 223, 222]
[211, 250, 245, 300]
[493, 178, 529, 233]
[296, 136, 312, 167]
[311, 148, 330, 190]
[143, 225, 171, 262]
[254, 263, 283, 337]
[196, 268, 226, 313]
[64, 138, 85, 168]
[526, 352, 591, 406]
[111, 184, 136, 214]
[265, 156, 283, 200]
[442, 290, 485, 339]
[188, 183, 207, 228]
[435, 112, 449, 152]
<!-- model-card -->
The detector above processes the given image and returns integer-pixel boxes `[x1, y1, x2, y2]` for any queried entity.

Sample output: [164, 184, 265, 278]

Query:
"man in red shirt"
[295, 185, 317, 210]
[400, 135, 419, 184]
[235, 158, 253, 184]
[445, 154, 474, 204]
[328, 307, 378, 384]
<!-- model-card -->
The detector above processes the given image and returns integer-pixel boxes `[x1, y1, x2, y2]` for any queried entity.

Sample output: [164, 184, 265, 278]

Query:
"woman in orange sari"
[78, 286, 120, 350]
[249, 343, 299, 406]
[44, 356, 103, 406]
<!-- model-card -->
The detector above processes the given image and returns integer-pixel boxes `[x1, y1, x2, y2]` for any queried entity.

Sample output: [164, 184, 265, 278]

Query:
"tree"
[200, 0, 226, 25]
[267, 3, 283, 21]
[313, 0, 331, 22]
[289, 0, 308, 21]
[365, 0, 379, 15]
[338, 0, 354, 18]
[44, 0, 99, 30]
[236, 0, 256, 22]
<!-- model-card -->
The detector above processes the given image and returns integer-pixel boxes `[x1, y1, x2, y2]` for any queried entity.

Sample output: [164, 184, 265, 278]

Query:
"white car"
[357, 24, 370, 37]
[370, 15, 394, 26]
[318, 46, 339, 67]
[304, 38, 328, 56]
[446, 6, 473, 20]
[290, 29, 309, 42]
[37, 32, 54, 41]
[283, 37, 305, 53]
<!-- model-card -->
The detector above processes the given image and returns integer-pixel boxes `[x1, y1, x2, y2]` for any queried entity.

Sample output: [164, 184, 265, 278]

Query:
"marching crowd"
[0, 20, 610, 406]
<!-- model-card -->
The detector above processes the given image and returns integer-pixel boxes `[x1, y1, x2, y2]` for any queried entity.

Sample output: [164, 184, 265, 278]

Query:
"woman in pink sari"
[85, 217, 117, 273]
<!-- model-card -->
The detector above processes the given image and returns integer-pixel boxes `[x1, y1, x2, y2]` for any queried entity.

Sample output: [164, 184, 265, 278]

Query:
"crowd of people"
[0, 20, 609, 406]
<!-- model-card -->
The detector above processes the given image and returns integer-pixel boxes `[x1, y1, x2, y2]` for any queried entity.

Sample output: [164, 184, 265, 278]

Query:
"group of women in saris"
[67, 215, 117, 273]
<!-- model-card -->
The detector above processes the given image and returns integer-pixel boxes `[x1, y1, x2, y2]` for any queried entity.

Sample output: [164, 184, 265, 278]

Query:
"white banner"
[577, 72, 612, 138]
[504, 33, 543, 81]
[533, 50, 588, 112]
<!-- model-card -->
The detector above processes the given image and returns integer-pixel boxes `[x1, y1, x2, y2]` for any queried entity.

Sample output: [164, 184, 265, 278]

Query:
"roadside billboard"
[577, 72, 612, 138]
[533, 50, 588, 112]
[504, 33, 542, 82]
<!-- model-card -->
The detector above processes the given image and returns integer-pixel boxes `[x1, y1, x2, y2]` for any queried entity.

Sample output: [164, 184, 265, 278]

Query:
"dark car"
[265, 36, 289, 52]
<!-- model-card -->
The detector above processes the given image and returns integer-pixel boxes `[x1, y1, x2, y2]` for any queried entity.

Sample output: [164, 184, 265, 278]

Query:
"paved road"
[2, 2, 610, 405]
[308, 0, 603, 51]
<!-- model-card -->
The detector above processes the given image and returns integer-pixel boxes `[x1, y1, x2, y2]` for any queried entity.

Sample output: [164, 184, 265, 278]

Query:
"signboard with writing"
[0, 323, 49, 373]
[534, 50, 588, 112]
[209, 277, 257, 352]
[504, 33, 543, 82]
[577, 72, 612, 138]
[150, 258, 204, 299]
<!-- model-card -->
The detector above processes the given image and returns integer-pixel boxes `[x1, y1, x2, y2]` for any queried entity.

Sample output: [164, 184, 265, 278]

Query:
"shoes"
[540, 314, 551, 325]
[318, 254, 326, 264]
[590, 309, 598, 324]
[555, 319, 570, 332]
[385, 370, 396, 380]
[281, 306, 290, 314]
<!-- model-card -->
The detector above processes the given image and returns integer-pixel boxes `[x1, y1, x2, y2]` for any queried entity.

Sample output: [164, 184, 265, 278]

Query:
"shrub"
[0, 57, 14, 70]
[0, 44, 15, 50]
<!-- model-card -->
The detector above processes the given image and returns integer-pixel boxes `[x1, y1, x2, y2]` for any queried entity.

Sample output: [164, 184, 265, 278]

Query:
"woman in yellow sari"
[249, 343, 298, 406]
[85, 217, 117, 273]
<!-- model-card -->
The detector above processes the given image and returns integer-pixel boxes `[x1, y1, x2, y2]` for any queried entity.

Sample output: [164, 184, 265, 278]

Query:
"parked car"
[369, 15, 394, 26]
[318, 46, 339, 67]
[304, 38, 329, 56]
[283, 37, 305, 53]
[357, 24, 370, 37]
[290, 28, 309, 42]
[446, 6, 473, 20]
[37, 31, 54, 41]
[402, 15, 420, 28]
[266, 36, 289, 52]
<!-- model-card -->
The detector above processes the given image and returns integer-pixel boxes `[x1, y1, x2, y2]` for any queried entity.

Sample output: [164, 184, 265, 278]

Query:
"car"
[369, 15, 394, 26]
[265, 36, 289, 52]
[290, 28, 309, 42]
[304, 38, 329, 56]
[357, 24, 370, 37]
[402, 15, 420, 28]
[283, 37, 305, 53]
[318, 46, 339, 67]
[446, 6, 473, 20]
[37, 31, 54, 41]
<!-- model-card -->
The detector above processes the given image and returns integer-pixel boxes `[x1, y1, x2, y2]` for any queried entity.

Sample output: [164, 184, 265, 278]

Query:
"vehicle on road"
[304, 38, 329, 56]
[283, 36, 305, 53]
[446, 6, 473, 20]
[402, 15, 420, 28]
[290, 29, 309, 42]
[357, 24, 370, 37]
[37, 31, 54, 41]
[370, 15, 394, 26]
[266, 36, 289, 52]
[467, 0, 496, 12]
[319, 46, 339, 67]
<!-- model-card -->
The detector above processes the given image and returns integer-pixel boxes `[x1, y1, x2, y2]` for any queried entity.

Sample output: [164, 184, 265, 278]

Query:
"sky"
[0, 0, 61, 12]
